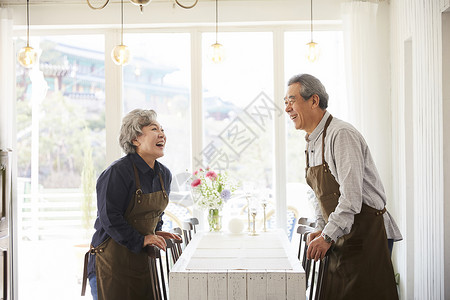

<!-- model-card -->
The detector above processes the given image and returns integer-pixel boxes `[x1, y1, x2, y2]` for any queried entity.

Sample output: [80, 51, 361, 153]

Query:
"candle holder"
[246, 194, 251, 232]
[262, 202, 267, 232]
[249, 208, 258, 236]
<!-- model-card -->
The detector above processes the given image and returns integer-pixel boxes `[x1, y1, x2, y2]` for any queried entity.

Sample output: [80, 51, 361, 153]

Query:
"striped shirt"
[306, 111, 402, 242]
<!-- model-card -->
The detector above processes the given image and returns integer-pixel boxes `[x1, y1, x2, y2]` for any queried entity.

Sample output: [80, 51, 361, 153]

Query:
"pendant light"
[111, 0, 131, 66]
[210, 0, 224, 63]
[17, 0, 37, 68]
[306, 0, 319, 62]
[130, 0, 151, 13]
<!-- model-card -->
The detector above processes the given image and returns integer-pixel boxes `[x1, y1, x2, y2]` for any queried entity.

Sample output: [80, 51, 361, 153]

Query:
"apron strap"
[321, 115, 333, 165]
[305, 143, 310, 168]
[133, 163, 167, 199]
[133, 163, 143, 195]
[305, 114, 333, 169]
[158, 173, 168, 199]
[81, 250, 89, 296]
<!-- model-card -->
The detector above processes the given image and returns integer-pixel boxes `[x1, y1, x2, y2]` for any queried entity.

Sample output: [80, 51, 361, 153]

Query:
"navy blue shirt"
[87, 153, 172, 278]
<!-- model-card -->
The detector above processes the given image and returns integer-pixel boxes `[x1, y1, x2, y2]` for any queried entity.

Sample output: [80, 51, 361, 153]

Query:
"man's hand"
[307, 234, 332, 261]
[306, 230, 322, 245]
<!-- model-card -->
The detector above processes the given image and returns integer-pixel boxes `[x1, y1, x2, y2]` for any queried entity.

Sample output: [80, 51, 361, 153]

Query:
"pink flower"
[206, 171, 218, 181]
[191, 178, 201, 187]
[193, 170, 198, 176]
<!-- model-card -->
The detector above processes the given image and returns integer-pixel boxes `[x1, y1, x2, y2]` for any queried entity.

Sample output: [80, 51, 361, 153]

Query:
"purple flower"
[220, 189, 231, 201]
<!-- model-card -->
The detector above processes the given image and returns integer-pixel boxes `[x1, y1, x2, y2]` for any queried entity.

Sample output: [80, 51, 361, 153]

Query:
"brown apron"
[305, 115, 398, 300]
[82, 163, 168, 300]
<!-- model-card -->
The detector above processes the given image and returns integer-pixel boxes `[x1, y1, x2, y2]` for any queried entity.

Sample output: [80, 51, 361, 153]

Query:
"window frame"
[12, 22, 344, 299]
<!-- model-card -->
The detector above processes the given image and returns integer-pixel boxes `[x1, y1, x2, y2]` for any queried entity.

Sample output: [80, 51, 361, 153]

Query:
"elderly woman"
[83, 109, 180, 300]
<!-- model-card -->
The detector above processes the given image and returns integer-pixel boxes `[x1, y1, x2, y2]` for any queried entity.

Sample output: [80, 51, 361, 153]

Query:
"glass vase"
[208, 208, 222, 232]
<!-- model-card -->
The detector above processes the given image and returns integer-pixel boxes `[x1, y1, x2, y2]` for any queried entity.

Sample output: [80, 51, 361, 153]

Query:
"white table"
[169, 230, 305, 300]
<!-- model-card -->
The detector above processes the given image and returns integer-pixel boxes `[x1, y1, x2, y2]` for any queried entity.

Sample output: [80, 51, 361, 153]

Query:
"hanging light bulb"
[210, 0, 225, 63]
[306, 41, 319, 62]
[111, 45, 131, 65]
[17, 0, 37, 68]
[306, 0, 319, 63]
[129, 0, 151, 13]
[211, 43, 225, 63]
[112, 0, 131, 66]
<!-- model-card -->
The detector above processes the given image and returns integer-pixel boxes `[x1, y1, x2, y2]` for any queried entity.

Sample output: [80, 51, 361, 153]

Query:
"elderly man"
[285, 74, 401, 300]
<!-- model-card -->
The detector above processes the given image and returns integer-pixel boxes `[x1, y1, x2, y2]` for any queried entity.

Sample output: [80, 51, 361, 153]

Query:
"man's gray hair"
[287, 74, 329, 109]
[119, 109, 158, 154]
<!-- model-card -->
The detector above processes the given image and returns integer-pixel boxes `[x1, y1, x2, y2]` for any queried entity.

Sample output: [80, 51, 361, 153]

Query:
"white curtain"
[0, 8, 14, 149]
[341, 1, 392, 192]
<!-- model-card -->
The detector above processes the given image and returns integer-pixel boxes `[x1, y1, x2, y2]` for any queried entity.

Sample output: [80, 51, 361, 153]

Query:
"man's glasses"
[284, 94, 313, 107]
[284, 97, 296, 107]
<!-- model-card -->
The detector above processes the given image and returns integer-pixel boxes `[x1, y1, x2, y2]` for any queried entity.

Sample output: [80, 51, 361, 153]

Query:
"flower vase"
[208, 208, 222, 232]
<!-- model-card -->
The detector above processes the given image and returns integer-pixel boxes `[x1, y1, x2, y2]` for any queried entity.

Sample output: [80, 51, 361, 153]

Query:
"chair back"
[306, 253, 329, 300]
[298, 217, 316, 228]
[297, 229, 329, 300]
[170, 227, 184, 254]
[147, 246, 168, 300]
[189, 217, 199, 233]
[181, 221, 194, 245]
[297, 224, 315, 260]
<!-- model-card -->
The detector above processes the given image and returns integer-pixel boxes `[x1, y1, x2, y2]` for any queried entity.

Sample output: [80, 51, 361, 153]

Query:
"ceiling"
[0, 0, 228, 4]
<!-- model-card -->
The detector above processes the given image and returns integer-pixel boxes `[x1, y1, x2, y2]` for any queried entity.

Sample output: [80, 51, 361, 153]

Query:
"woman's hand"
[306, 230, 322, 245]
[156, 231, 182, 241]
[143, 234, 167, 251]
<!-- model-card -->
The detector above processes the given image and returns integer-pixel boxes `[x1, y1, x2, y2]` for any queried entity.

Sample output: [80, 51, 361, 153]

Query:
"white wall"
[390, 0, 447, 299]
[442, 6, 450, 300]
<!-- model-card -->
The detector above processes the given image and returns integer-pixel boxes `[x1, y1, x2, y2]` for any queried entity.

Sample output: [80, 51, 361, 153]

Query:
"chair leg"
[315, 256, 328, 300]
[149, 257, 159, 300]
[309, 261, 317, 300]
[158, 255, 168, 300]
[183, 231, 189, 246]
[165, 250, 171, 284]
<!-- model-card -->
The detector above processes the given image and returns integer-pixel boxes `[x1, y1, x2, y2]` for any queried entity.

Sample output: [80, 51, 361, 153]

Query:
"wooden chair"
[181, 221, 194, 246]
[188, 217, 199, 233]
[306, 252, 329, 300]
[170, 227, 184, 254]
[164, 238, 180, 282]
[297, 229, 329, 300]
[298, 217, 316, 228]
[297, 224, 315, 261]
[147, 246, 168, 300]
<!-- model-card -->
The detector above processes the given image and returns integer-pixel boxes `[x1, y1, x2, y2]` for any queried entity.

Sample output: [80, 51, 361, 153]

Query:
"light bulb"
[130, 0, 151, 12]
[306, 41, 320, 63]
[111, 44, 131, 66]
[210, 43, 225, 64]
[17, 46, 37, 68]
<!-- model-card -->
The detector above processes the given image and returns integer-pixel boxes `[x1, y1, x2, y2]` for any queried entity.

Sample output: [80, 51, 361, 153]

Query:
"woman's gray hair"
[287, 74, 329, 109]
[119, 109, 158, 154]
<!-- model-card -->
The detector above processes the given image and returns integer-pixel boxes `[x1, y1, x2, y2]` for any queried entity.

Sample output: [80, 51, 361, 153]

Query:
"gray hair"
[287, 74, 329, 109]
[119, 109, 158, 154]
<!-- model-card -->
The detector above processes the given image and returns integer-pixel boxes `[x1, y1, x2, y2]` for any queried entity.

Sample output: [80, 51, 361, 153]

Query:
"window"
[14, 27, 347, 300]
[122, 33, 192, 230]
[15, 34, 105, 299]
[201, 32, 276, 231]
[284, 31, 347, 221]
